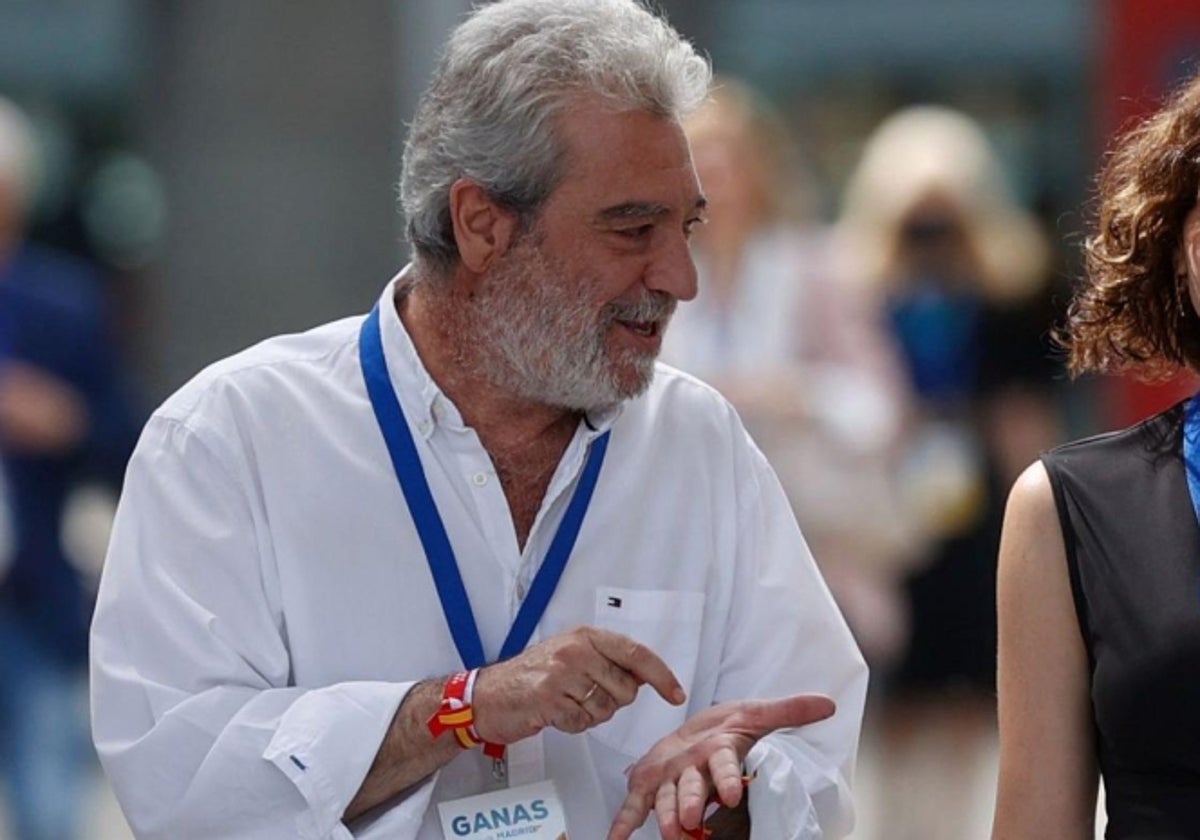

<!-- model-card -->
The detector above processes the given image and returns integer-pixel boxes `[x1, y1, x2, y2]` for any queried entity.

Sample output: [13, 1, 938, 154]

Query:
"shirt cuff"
[745, 739, 831, 840]
[263, 680, 415, 839]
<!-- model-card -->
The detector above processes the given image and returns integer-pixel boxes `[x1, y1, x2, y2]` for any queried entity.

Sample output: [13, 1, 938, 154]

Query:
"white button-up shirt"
[91, 275, 867, 840]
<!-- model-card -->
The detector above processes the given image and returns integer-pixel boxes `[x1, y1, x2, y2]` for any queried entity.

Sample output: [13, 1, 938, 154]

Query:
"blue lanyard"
[1185, 393, 1200, 530]
[358, 303, 610, 669]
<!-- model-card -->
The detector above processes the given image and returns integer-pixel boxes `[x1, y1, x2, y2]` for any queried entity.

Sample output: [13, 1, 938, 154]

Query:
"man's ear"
[448, 179, 519, 273]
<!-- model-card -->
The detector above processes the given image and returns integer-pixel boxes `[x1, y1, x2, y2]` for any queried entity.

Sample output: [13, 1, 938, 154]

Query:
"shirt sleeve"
[714, 435, 869, 840]
[90, 414, 433, 839]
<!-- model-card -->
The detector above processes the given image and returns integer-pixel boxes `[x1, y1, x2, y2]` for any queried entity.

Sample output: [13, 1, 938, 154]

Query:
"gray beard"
[467, 238, 674, 413]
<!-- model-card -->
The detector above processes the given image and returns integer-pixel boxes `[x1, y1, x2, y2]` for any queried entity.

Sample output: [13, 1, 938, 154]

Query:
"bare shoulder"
[997, 459, 1076, 656]
[994, 463, 1098, 837]
[999, 461, 1065, 579]
[1006, 460, 1058, 528]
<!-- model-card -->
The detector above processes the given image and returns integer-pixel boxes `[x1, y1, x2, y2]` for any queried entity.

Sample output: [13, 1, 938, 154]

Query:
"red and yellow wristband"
[426, 669, 505, 759]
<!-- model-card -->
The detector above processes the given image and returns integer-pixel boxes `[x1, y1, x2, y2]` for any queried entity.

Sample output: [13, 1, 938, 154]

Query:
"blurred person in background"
[662, 78, 917, 670]
[994, 67, 1200, 839]
[0, 96, 141, 840]
[837, 105, 1060, 840]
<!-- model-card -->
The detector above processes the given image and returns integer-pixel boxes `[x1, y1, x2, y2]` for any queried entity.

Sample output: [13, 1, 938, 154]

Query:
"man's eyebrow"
[597, 202, 671, 222]
[596, 196, 709, 222]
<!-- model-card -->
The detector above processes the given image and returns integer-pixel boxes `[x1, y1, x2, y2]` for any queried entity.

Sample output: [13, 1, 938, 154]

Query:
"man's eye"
[616, 225, 654, 239]
[684, 217, 707, 238]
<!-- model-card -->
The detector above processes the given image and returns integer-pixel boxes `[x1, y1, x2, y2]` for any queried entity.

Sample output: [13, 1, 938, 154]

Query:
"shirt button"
[417, 420, 433, 435]
[472, 472, 488, 486]
[516, 581, 527, 600]
[432, 402, 445, 421]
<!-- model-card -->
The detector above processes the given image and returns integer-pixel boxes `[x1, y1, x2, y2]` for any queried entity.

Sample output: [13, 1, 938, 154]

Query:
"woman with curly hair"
[992, 71, 1200, 838]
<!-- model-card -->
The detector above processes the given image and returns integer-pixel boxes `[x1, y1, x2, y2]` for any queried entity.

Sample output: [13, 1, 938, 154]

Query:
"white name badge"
[437, 780, 569, 840]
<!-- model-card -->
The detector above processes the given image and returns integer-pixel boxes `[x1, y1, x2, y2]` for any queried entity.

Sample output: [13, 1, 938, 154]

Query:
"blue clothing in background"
[0, 243, 140, 663]
[886, 282, 983, 405]
[0, 242, 141, 840]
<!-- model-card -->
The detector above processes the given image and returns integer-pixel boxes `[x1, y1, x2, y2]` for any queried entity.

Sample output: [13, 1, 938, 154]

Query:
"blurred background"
[2, 0, 1199, 837]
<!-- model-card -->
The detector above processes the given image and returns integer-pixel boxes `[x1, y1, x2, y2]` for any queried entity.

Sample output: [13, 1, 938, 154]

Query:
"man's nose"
[644, 233, 698, 302]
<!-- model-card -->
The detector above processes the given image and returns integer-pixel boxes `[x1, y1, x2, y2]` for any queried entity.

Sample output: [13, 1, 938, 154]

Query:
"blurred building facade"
[0, 0, 1103, 404]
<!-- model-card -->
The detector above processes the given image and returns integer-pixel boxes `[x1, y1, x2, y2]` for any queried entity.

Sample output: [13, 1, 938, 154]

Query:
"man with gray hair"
[90, 1, 867, 838]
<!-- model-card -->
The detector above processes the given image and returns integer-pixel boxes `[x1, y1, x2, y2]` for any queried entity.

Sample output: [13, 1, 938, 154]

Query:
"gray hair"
[400, 0, 711, 274]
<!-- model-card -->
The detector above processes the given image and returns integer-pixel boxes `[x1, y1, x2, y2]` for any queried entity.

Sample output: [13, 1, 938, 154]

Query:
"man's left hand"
[606, 694, 836, 840]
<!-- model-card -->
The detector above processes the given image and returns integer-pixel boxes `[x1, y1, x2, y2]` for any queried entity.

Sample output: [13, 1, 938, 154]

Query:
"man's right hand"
[347, 627, 683, 822]
[471, 626, 685, 745]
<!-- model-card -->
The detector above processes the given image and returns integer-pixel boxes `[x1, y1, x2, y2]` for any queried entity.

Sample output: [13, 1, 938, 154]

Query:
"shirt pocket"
[587, 586, 706, 757]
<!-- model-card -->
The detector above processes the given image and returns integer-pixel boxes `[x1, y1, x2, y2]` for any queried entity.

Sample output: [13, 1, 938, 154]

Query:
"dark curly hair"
[1065, 71, 1200, 379]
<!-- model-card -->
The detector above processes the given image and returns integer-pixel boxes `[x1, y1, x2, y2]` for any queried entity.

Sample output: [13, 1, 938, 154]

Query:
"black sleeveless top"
[1043, 402, 1200, 838]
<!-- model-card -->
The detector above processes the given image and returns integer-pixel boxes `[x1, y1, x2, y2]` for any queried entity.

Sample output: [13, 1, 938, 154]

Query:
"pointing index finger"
[740, 694, 836, 735]
[589, 628, 686, 705]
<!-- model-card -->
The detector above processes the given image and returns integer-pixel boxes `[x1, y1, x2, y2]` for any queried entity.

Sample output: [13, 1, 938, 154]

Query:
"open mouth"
[616, 319, 659, 338]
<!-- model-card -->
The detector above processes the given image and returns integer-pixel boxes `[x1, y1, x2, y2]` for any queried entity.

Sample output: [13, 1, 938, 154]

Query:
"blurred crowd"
[658, 79, 1067, 840]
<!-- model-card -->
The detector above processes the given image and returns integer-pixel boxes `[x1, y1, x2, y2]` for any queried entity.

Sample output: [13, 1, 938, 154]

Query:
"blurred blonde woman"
[994, 67, 1200, 839]
[663, 79, 915, 668]
[838, 105, 1058, 840]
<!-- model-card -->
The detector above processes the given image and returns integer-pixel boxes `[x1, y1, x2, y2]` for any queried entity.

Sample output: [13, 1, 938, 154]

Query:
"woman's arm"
[992, 461, 1098, 839]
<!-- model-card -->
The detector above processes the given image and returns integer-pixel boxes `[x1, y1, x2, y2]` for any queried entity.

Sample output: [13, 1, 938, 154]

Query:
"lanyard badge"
[437, 780, 569, 840]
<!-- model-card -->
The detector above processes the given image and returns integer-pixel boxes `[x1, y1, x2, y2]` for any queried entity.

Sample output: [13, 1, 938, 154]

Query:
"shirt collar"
[375, 266, 443, 439]
[583, 399, 622, 436]
[373, 264, 626, 441]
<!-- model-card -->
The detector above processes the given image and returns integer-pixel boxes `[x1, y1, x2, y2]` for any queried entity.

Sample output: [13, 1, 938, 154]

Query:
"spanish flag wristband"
[426, 669, 506, 759]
